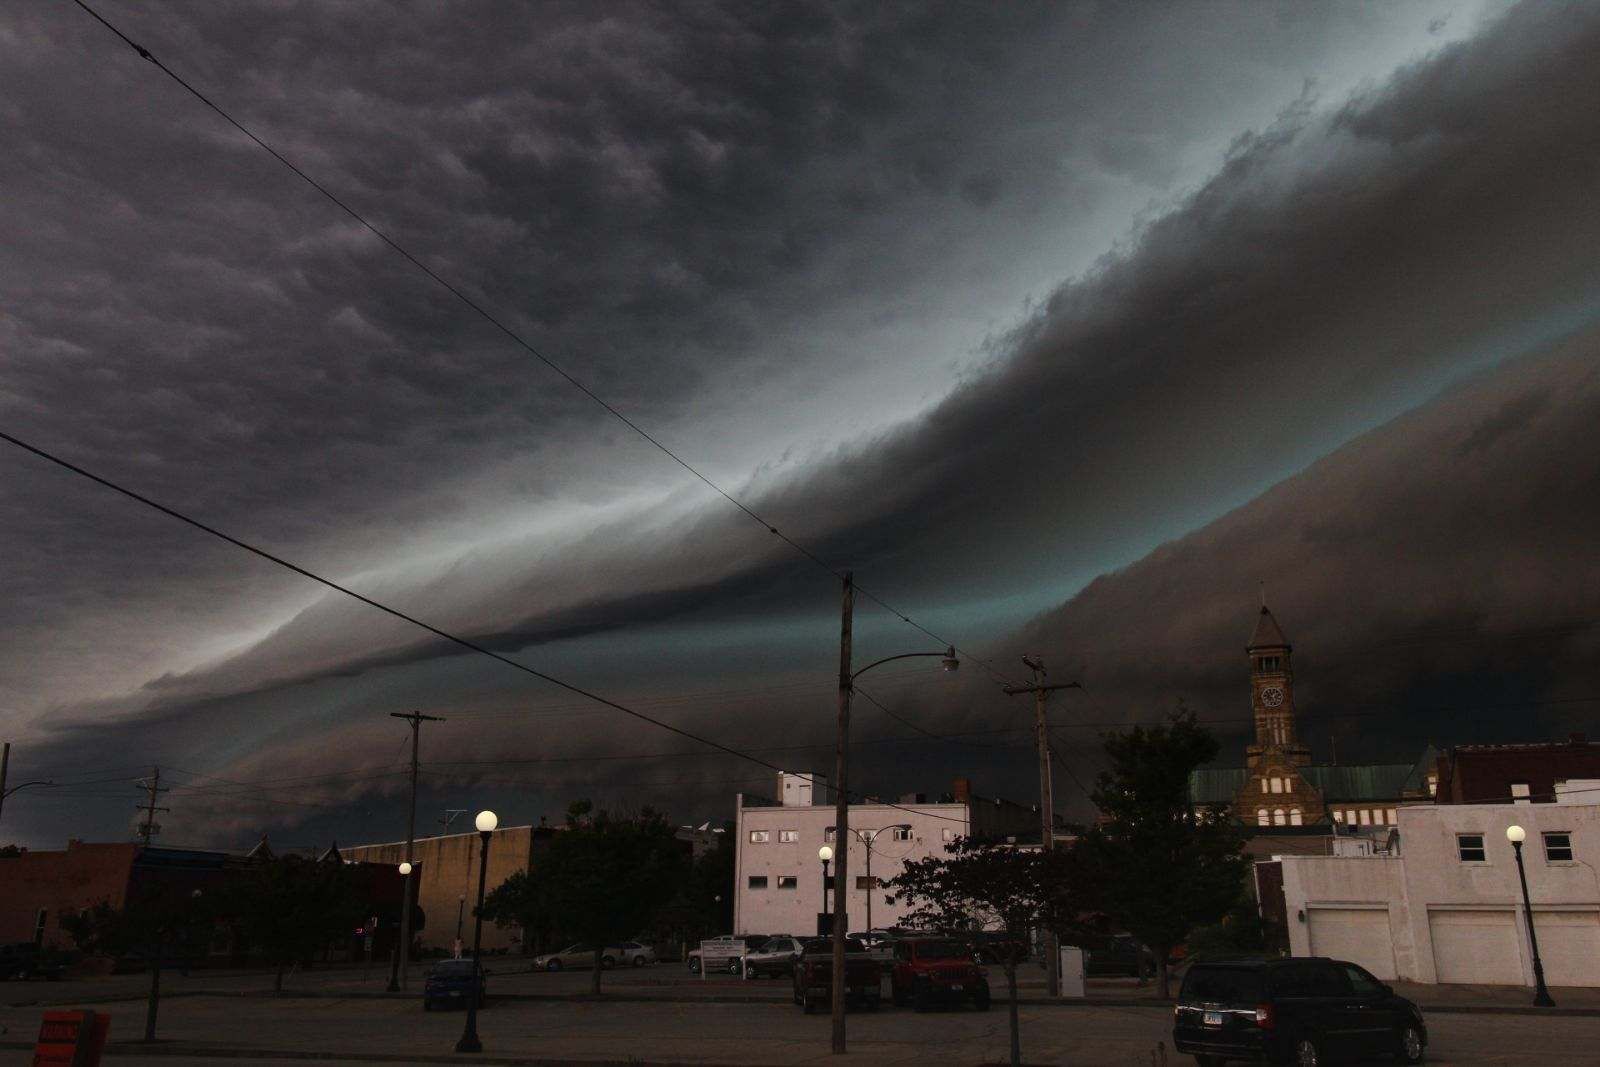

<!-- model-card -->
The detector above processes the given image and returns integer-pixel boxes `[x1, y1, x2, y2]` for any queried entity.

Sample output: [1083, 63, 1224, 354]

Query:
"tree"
[0, 844, 27, 857]
[648, 828, 734, 955]
[480, 867, 554, 956]
[1072, 707, 1250, 998]
[224, 855, 363, 993]
[535, 800, 690, 994]
[887, 837, 1074, 1067]
[62, 883, 211, 1041]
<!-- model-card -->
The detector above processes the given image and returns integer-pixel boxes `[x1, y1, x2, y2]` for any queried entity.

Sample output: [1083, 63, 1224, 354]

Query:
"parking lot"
[3, 963, 1600, 1065]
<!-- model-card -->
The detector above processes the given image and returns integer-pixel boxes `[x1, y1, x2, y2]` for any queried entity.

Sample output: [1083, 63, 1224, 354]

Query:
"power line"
[0, 430, 973, 825]
[65, 0, 1016, 692]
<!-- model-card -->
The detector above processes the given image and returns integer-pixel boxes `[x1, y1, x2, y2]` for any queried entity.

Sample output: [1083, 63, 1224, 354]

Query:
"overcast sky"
[6, 0, 1599, 850]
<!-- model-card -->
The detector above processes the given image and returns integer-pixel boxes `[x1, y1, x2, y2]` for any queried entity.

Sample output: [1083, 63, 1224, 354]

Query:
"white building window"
[891, 827, 913, 842]
[777, 875, 798, 889]
[1332, 810, 1344, 823]
[1270, 778, 1283, 794]
[748, 830, 770, 843]
[1260, 778, 1269, 794]
[1273, 808, 1286, 826]
[1358, 810, 1371, 826]
[824, 828, 837, 843]
[1457, 833, 1487, 862]
[1345, 809, 1358, 825]
[1257, 808, 1270, 826]
[1289, 809, 1303, 826]
[1543, 832, 1574, 863]
[748, 876, 768, 889]
[941, 828, 956, 842]
[1511, 782, 1531, 805]
[779, 830, 799, 843]
[1385, 808, 1397, 824]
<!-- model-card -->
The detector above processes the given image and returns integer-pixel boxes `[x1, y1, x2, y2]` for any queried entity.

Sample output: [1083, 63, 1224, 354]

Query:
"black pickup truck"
[792, 937, 881, 1013]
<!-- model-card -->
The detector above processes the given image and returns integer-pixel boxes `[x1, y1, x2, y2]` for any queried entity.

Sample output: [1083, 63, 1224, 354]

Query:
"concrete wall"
[345, 827, 538, 952]
[734, 799, 969, 937]
[1273, 802, 1600, 987]
[0, 841, 138, 948]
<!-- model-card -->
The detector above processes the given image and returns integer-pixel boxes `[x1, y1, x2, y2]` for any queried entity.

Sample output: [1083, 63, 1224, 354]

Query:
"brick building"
[1432, 737, 1600, 805]
[1189, 605, 1433, 858]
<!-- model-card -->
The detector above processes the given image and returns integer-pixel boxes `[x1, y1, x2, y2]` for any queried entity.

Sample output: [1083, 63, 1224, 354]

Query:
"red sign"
[31, 1010, 109, 1067]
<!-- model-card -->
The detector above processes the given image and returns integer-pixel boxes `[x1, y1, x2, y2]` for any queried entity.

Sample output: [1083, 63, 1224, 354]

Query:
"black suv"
[1172, 957, 1426, 1066]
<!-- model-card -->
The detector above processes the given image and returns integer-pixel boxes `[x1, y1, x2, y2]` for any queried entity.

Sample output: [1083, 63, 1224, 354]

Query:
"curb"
[0, 1043, 731, 1067]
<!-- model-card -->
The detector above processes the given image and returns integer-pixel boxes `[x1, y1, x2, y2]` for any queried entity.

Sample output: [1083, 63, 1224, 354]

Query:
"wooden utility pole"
[387, 711, 445, 992]
[831, 571, 853, 1055]
[1002, 659, 1079, 999]
[0, 743, 9, 829]
[135, 767, 169, 846]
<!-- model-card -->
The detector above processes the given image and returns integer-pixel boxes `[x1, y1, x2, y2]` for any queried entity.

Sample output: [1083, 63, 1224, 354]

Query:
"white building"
[1264, 801, 1600, 987]
[733, 772, 1039, 937]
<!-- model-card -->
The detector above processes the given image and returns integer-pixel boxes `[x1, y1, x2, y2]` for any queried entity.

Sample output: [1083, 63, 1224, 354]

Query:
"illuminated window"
[1257, 809, 1270, 826]
[1273, 809, 1286, 826]
[779, 830, 799, 843]
[748, 830, 770, 843]
[1358, 810, 1371, 826]
[1270, 778, 1283, 794]
[1426, 774, 1438, 797]
[1332, 810, 1344, 823]
[1289, 809, 1303, 826]
[1386, 809, 1397, 824]
[941, 828, 956, 842]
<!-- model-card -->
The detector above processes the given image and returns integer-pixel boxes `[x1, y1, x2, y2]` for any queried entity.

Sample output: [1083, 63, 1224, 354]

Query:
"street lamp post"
[827, 824, 911, 939]
[818, 845, 833, 934]
[828, 570, 959, 1055]
[387, 860, 415, 992]
[1506, 825, 1556, 1007]
[456, 810, 497, 1053]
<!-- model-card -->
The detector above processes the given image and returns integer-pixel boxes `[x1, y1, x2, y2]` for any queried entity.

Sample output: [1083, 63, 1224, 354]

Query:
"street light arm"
[850, 648, 956, 683]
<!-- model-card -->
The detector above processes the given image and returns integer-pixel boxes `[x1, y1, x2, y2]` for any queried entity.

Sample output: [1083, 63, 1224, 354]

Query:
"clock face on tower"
[1261, 686, 1285, 708]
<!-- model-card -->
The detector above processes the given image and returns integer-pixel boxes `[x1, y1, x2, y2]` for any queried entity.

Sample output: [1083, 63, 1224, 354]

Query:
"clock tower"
[1234, 605, 1324, 824]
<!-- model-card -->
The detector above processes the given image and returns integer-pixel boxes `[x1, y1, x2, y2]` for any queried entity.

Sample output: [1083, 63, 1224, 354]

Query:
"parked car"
[792, 937, 880, 1013]
[613, 941, 655, 967]
[1173, 957, 1426, 1067]
[890, 936, 990, 1011]
[1078, 933, 1157, 978]
[422, 959, 488, 1011]
[534, 944, 619, 971]
[743, 935, 804, 979]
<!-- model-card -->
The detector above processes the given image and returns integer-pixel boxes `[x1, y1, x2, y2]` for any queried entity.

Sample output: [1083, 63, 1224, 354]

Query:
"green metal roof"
[1188, 761, 1419, 806]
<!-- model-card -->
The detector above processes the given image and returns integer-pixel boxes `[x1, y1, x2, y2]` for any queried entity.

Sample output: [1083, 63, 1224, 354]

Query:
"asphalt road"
[4, 992, 1600, 1065]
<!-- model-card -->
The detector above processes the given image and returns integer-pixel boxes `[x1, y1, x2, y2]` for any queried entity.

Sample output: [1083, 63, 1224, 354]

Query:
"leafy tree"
[648, 828, 734, 954]
[0, 844, 27, 857]
[62, 883, 212, 1041]
[535, 800, 690, 993]
[1184, 898, 1271, 963]
[223, 855, 363, 993]
[887, 837, 1075, 1067]
[1072, 707, 1249, 997]
[480, 867, 554, 955]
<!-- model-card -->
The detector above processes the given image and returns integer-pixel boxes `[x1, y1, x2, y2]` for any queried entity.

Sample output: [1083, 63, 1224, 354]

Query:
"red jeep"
[890, 936, 991, 1011]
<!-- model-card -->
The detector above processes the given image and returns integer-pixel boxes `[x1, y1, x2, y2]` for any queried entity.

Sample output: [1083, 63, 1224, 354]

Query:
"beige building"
[345, 825, 553, 952]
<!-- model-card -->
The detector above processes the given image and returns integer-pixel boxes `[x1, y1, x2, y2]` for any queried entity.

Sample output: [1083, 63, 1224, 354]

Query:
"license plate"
[949, 983, 963, 991]
[1203, 1010, 1223, 1027]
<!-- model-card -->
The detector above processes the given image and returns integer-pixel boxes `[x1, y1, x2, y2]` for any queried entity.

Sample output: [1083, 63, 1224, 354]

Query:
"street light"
[1506, 825, 1556, 1007]
[827, 824, 911, 937]
[387, 861, 416, 992]
[818, 845, 833, 931]
[457, 809, 497, 1053]
[829, 570, 961, 1055]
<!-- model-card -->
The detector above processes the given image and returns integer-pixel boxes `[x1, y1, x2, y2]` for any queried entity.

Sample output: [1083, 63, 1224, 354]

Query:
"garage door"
[1533, 911, 1600, 987]
[1429, 910, 1522, 985]
[1307, 908, 1397, 980]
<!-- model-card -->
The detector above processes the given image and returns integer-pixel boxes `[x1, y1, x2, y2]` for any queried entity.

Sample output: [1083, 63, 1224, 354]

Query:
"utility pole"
[1002, 657, 1080, 999]
[387, 711, 444, 993]
[135, 767, 169, 846]
[0, 743, 9, 828]
[831, 571, 853, 1056]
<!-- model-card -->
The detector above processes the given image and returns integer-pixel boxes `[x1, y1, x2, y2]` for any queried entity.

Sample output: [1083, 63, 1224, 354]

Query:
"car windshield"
[1181, 966, 1262, 1005]
[800, 938, 866, 954]
[914, 940, 970, 960]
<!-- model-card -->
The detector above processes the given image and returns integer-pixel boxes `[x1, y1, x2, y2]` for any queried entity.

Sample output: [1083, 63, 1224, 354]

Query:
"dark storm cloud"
[93, 0, 1600, 715]
[8, 1, 1586, 843]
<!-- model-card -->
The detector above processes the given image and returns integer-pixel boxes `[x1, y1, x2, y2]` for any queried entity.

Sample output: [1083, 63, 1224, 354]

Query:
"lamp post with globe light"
[1506, 825, 1556, 1007]
[386, 861, 415, 992]
[818, 845, 833, 934]
[456, 810, 497, 1053]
